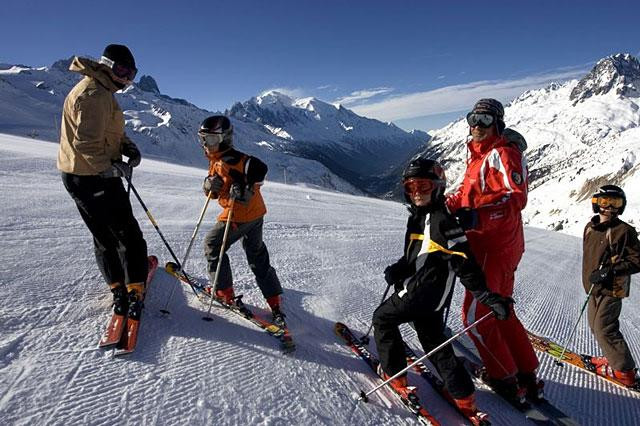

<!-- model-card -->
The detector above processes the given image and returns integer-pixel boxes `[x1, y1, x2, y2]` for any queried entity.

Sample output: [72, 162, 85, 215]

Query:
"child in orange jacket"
[198, 115, 285, 326]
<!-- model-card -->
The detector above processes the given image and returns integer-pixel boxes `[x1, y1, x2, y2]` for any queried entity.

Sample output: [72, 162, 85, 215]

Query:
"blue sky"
[2, 0, 639, 131]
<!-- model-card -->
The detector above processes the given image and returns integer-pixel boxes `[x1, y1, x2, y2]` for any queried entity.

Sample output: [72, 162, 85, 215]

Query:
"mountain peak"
[138, 75, 160, 94]
[570, 53, 640, 102]
[256, 90, 294, 106]
[51, 57, 74, 72]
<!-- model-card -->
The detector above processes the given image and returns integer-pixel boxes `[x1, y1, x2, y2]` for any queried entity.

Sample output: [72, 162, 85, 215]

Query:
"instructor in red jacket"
[446, 99, 540, 403]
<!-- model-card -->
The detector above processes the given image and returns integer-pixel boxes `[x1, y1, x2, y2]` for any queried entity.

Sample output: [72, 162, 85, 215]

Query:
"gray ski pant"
[203, 217, 282, 299]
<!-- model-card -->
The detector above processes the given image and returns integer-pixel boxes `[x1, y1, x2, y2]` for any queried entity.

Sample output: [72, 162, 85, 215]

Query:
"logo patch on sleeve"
[511, 171, 523, 185]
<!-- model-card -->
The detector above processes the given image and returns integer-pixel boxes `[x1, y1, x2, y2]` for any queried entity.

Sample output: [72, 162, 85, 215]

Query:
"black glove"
[477, 292, 513, 321]
[455, 208, 478, 231]
[121, 143, 141, 168]
[589, 266, 613, 286]
[100, 161, 132, 179]
[203, 175, 224, 196]
[384, 259, 411, 287]
[230, 182, 253, 203]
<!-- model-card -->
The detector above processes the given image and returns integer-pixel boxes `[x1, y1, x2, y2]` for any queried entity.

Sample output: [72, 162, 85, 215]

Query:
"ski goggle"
[466, 113, 495, 128]
[99, 56, 138, 82]
[592, 195, 624, 209]
[198, 132, 225, 148]
[404, 178, 438, 195]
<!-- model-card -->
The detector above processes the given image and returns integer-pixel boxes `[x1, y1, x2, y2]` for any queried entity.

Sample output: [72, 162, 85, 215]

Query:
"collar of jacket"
[590, 214, 621, 230]
[467, 134, 507, 157]
[68, 56, 120, 93]
[205, 146, 233, 162]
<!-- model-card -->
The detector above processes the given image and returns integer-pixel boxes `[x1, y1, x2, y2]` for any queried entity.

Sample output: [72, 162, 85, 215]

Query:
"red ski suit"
[447, 134, 539, 379]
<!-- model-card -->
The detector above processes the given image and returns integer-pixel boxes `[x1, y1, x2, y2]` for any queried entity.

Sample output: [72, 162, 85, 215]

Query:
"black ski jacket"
[393, 203, 488, 311]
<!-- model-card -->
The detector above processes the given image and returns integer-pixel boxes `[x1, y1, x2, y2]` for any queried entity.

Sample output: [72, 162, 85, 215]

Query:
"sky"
[2, 0, 640, 131]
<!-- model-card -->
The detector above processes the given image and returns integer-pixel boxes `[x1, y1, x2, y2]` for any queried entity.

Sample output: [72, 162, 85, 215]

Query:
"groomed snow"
[1, 134, 639, 425]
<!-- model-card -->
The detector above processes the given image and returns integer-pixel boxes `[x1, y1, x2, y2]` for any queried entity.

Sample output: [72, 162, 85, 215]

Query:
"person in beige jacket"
[57, 44, 148, 317]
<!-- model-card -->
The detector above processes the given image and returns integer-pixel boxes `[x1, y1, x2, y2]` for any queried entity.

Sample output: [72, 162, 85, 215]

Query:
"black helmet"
[591, 184, 626, 214]
[402, 157, 446, 205]
[198, 115, 233, 151]
[99, 44, 137, 83]
[469, 98, 505, 134]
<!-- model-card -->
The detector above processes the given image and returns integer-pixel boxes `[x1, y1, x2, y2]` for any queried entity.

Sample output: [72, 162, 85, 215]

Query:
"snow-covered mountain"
[228, 91, 427, 193]
[0, 58, 428, 196]
[420, 53, 640, 236]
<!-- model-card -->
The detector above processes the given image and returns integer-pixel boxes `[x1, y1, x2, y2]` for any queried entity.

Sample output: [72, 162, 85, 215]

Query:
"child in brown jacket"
[583, 185, 640, 386]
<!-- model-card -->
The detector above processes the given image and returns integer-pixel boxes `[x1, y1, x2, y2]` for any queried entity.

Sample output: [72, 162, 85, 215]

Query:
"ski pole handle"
[358, 311, 493, 402]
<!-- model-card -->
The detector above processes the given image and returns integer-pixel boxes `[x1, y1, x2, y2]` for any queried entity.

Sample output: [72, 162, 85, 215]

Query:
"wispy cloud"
[351, 65, 591, 122]
[334, 87, 394, 106]
[316, 84, 337, 91]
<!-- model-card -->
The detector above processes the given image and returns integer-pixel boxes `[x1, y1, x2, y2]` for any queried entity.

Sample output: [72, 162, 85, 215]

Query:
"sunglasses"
[404, 178, 437, 195]
[592, 195, 624, 209]
[466, 113, 495, 128]
[99, 56, 138, 82]
[198, 132, 225, 147]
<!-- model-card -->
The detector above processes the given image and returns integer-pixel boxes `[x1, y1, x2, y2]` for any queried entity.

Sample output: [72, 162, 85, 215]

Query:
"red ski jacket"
[446, 134, 528, 253]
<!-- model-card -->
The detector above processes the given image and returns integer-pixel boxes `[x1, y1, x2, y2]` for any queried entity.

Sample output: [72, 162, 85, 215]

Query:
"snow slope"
[1, 134, 639, 425]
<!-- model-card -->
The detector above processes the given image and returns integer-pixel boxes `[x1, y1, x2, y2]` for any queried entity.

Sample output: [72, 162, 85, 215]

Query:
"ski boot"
[595, 364, 639, 387]
[215, 287, 236, 305]
[267, 295, 286, 328]
[109, 284, 128, 316]
[488, 376, 527, 407]
[517, 371, 545, 401]
[126, 282, 145, 320]
[453, 393, 490, 426]
[376, 364, 412, 398]
[589, 356, 609, 368]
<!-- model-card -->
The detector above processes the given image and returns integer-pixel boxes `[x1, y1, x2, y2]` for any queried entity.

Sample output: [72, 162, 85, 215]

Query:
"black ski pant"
[61, 173, 148, 286]
[588, 294, 636, 371]
[373, 292, 474, 399]
[204, 217, 282, 299]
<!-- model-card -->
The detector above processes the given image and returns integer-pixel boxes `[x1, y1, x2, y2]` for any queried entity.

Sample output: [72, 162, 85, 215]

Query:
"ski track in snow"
[0, 134, 639, 425]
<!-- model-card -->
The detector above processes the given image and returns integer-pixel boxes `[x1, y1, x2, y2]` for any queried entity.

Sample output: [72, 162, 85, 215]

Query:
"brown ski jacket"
[57, 56, 137, 175]
[582, 215, 640, 298]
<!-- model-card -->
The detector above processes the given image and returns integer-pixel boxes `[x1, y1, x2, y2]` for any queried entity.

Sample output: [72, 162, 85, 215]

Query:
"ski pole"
[160, 193, 213, 314]
[127, 169, 132, 198]
[554, 283, 595, 367]
[360, 283, 393, 344]
[125, 176, 199, 296]
[357, 311, 493, 402]
[203, 197, 236, 321]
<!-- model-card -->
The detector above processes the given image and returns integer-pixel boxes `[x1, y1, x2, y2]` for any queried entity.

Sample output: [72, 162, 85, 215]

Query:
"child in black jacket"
[373, 157, 511, 420]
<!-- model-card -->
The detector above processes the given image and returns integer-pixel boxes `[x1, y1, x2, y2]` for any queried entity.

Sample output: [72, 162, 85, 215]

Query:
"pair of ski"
[98, 255, 159, 356]
[335, 322, 489, 426]
[446, 328, 577, 426]
[527, 330, 640, 393]
[164, 262, 295, 353]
